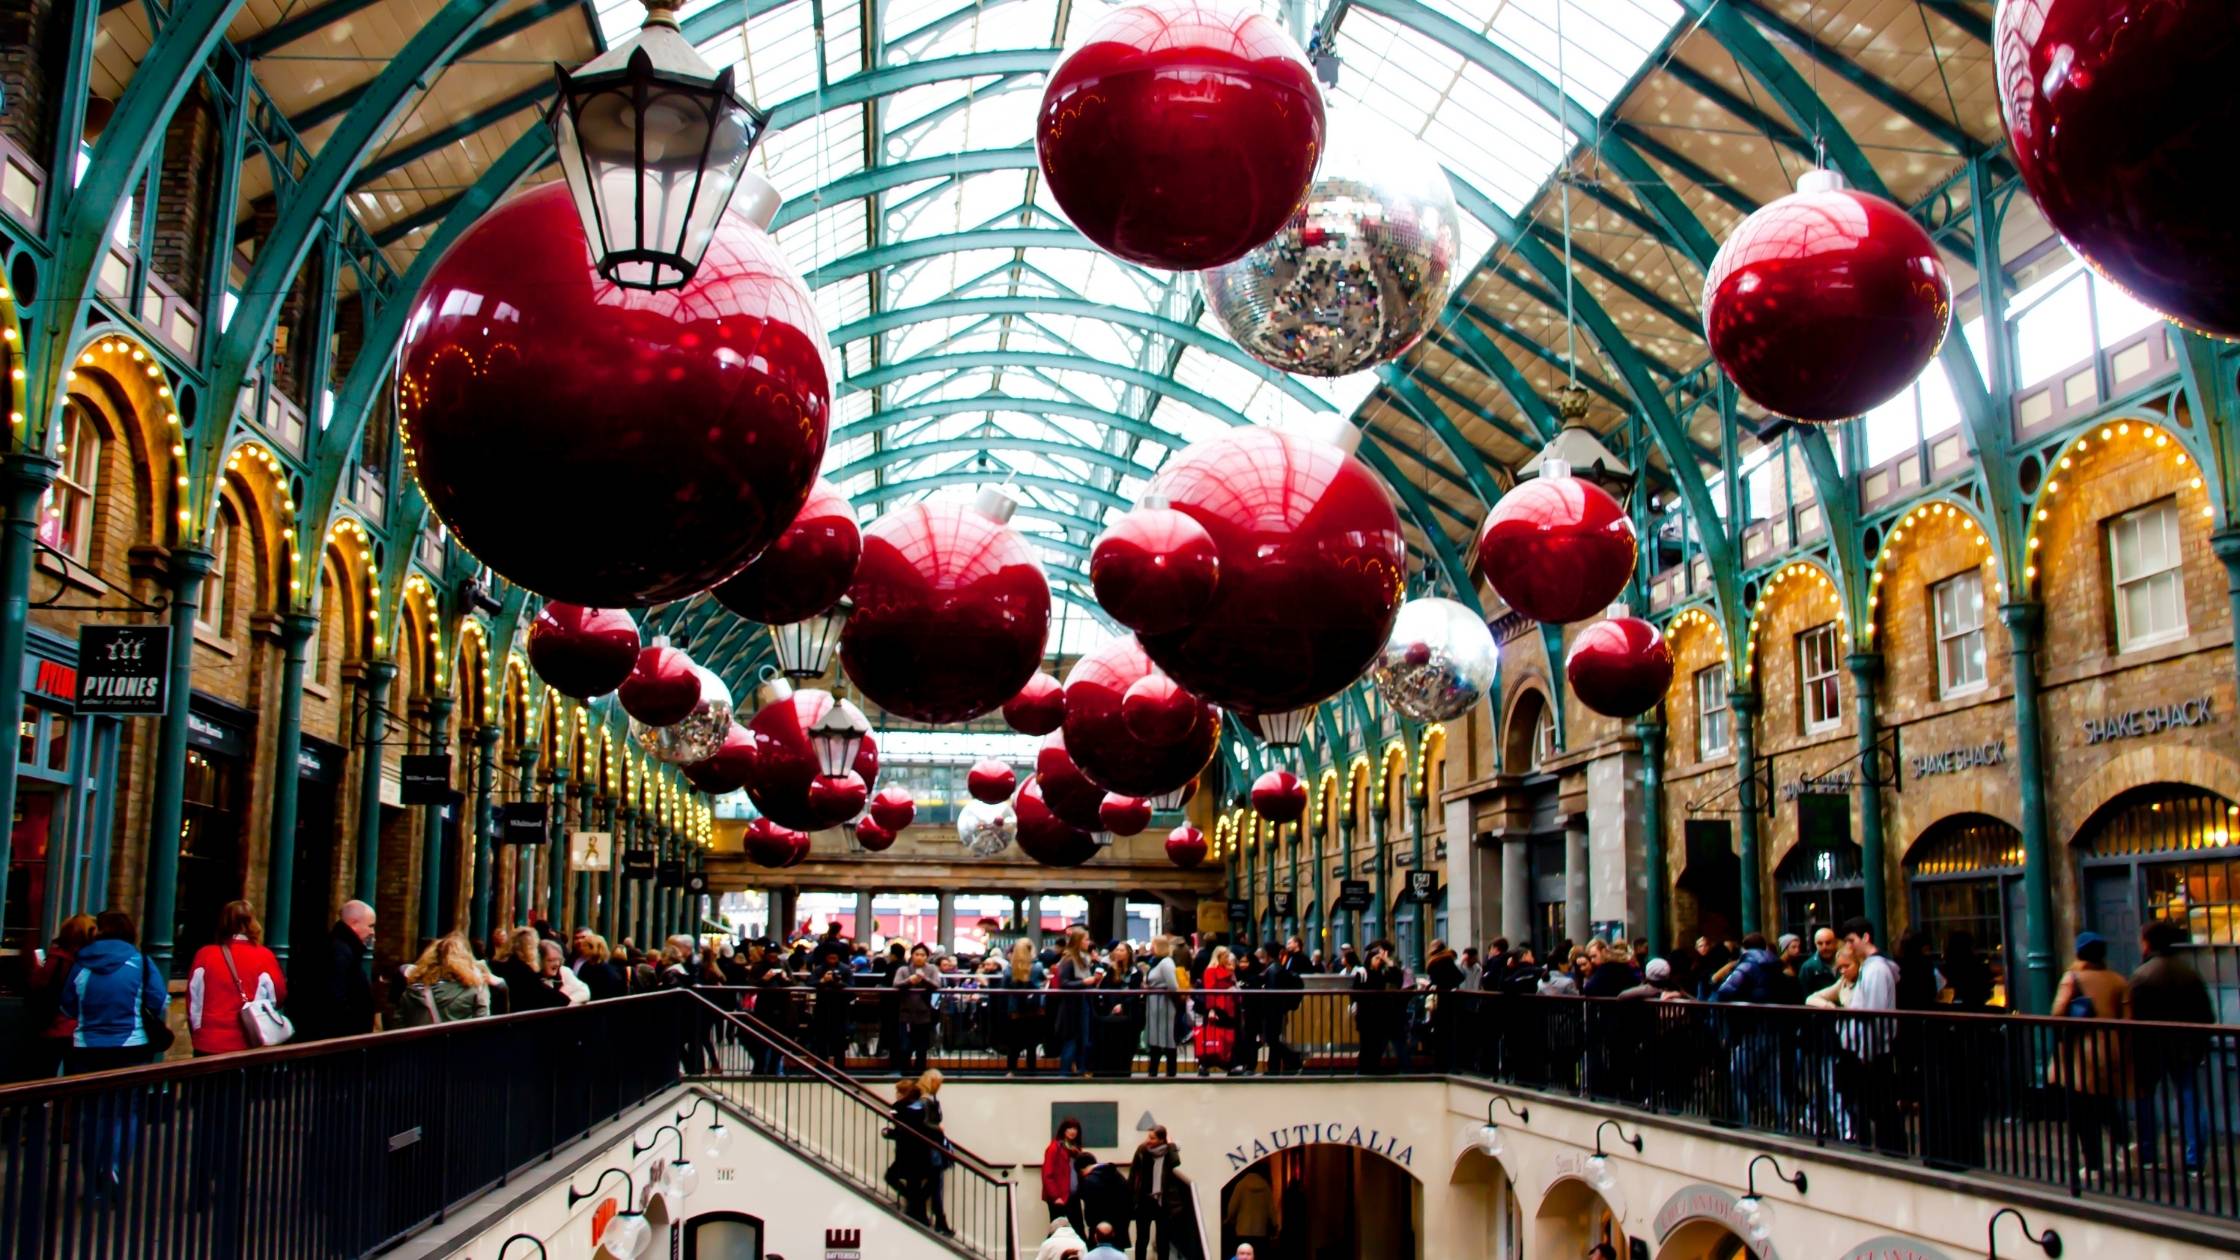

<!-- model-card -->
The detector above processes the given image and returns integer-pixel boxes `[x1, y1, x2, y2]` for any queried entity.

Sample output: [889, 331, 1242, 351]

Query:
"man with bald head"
[295, 899, 379, 1039]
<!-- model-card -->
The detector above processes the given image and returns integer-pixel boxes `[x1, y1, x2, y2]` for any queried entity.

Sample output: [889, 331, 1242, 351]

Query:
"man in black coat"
[2131, 920, 2218, 1173]
[1077, 1158, 1133, 1248]
[293, 900, 379, 1040]
[1259, 945, 1305, 1074]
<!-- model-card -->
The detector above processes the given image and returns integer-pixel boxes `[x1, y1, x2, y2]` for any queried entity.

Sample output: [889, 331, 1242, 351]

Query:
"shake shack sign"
[2083, 695, 2214, 745]
[1911, 740, 2005, 779]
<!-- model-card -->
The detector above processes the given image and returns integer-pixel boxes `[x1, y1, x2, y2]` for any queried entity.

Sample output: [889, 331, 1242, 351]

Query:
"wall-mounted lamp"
[674, 1094, 732, 1156]
[1987, 1207, 2063, 1258]
[633, 1123, 701, 1200]
[494, 1235, 547, 1260]
[1586, 1119, 1643, 1191]
[1478, 1095, 1531, 1158]
[1734, 1154, 1807, 1242]
[568, 1167, 651, 1259]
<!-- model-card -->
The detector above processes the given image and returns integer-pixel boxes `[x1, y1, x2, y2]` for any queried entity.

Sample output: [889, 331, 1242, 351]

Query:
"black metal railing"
[686, 992, 1018, 1260]
[0, 991, 693, 1259]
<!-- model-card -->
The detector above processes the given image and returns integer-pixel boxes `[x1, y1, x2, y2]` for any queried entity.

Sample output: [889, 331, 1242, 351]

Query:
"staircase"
[684, 992, 1020, 1260]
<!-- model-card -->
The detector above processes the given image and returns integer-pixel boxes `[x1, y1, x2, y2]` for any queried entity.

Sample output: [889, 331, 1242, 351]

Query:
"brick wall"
[149, 89, 219, 307]
[0, 0, 53, 161]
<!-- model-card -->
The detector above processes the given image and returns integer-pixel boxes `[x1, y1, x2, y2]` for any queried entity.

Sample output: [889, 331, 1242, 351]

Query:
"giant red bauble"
[806, 771, 869, 828]
[398, 182, 829, 604]
[526, 603, 640, 700]
[967, 759, 1018, 804]
[1013, 775, 1101, 868]
[841, 501, 1052, 723]
[1473, 475, 1637, 625]
[1061, 637, 1218, 798]
[1702, 172, 1951, 423]
[1090, 506, 1220, 635]
[745, 689, 881, 832]
[618, 645, 704, 726]
[744, 818, 812, 869]
[1036, 0, 1325, 271]
[868, 786, 917, 832]
[1251, 769, 1307, 825]
[1165, 823, 1208, 868]
[1035, 732, 1114, 833]
[854, 817, 898, 852]
[712, 478, 862, 625]
[1002, 671, 1067, 736]
[1138, 426, 1405, 715]
[1121, 673, 1201, 747]
[1100, 794, 1153, 837]
[683, 722, 757, 794]
[1995, 0, 2240, 337]
[1564, 616, 1675, 720]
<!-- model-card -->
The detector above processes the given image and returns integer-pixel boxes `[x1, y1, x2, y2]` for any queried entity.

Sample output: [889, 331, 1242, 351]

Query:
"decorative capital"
[1844, 651, 1885, 680]
[1727, 688, 1762, 716]
[1997, 600, 2044, 642]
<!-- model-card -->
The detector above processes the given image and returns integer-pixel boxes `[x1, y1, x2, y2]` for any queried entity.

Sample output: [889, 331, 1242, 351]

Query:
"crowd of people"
[1031, 1120, 1199, 1260]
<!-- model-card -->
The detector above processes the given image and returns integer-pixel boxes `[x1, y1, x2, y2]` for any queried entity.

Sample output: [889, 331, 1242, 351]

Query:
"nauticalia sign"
[2082, 696, 2213, 745]
[1225, 1123, 1414, 1170]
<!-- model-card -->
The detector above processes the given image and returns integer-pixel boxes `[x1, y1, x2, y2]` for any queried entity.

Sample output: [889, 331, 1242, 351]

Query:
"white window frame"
[2108, 498, 2188, 652]
[43, 402, 102, 564]
[1697, 665, 1732, 760]
[200, 502, 236, 635]
[1932, 569, 1988, 698]
[1798, 622, 1843, 734]
[1531, 703, 1557, 770]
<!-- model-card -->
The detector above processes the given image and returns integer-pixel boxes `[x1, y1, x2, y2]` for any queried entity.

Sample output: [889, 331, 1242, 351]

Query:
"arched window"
[41, 401, 104, 563]
[201, 501, 238, 634]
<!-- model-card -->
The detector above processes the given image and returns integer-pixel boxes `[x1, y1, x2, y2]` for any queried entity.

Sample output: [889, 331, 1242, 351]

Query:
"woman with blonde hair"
[918, 1068, 955, 1235]
[1143, 934, 1183, 1077]
[994, 937, 1047, 1074]
[1053, 929, 1097, 1077]
[396, 934, 490, 1026]
[495, 926, 565, 1013]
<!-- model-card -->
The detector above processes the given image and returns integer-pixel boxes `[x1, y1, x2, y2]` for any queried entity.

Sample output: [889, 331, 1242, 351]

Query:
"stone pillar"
[1500, 832, 1530, 947]
[858, 889, 877, 944]
[144, 546, 214, 975]
[1563, 814, 1591, 945]
[264, 613, 317, 963]
[1442, 796, 1475, 954]
[937, 890, 958, 954]
[2002, 602, 2058, 1012]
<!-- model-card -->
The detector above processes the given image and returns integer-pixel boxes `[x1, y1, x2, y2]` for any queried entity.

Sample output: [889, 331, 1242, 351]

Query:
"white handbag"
[221, 943, 295, 1047]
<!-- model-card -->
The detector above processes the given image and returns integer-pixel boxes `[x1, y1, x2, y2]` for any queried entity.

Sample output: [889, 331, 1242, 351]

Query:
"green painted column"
[513, 747, 540, 926]
[571, 780, 593, 930]
[2001, 602, 2058, 1013]
[599, 795, 621, 942]
[416, 695, 453, 948]
[264, 613, 318, 964]
[1730, 688, 1765, 936]
[143, 546, 213, 976]
[1848, 652, 1890, 942]
[350, 660, 397, 910]
[1287, 817, 1302, 941]
[1409, 791, 1428, 967]
[1637, 717, 1669, 961]
[616, 805, 639, 945]
[546, 767, 571, 928]
[1264, 821, 1279, 941]
[2216, 532, 2240, 708]
[1341, 818, 1360, 947]
[469, 724, 500, 944]
[0, 455, 62, 944]
[1311, 807, 1328, 955]
[1372, 798, 1390, 946]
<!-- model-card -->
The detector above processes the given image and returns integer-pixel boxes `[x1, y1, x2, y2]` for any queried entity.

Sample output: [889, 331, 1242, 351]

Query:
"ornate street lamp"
[1515, 385, 1638, 507]
[806, 692, 870, 779]
[549, 0, 772, 290]
[772, 596, 850, 680]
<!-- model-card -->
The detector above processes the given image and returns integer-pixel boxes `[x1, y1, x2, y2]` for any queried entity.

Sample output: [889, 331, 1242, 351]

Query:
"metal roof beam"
[289, 0, 580, 134]
[1732, 0, 1990, 160]
[770, 146, 1037, 231]
[1526, 222, 1700, 332]
[842, 351, 1256, 431]
[349, 82, 554, 190]
[240, 0, 387, 58]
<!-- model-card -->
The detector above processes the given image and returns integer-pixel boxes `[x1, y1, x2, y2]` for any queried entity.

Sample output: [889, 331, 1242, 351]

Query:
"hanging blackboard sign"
[1335, 880, 1373, 912]
[75, 625, 170, 716]
[498, 802, 548, 844]
[401, 754, 452, 804]
[1271, 891, 1295, 918]
[656, 860, 686, 888]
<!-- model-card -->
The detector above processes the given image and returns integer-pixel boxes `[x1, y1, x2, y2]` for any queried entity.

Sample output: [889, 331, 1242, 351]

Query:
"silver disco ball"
[1372, 596, 1498, 722]
[632, 664, 735, 764]
[957, 799, 1017, 857]
[1200, 115, 1460, 377]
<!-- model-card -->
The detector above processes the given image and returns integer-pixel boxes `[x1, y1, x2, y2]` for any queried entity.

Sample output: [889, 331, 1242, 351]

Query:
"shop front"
[4, 630, 121, 976]
[1774, 793, 1862, 943]
[288, 732, 346, 960]
[1904, 814, 2023, 1006]
[2075, 783, 2240, 1020]
[176, 694, 254, 974]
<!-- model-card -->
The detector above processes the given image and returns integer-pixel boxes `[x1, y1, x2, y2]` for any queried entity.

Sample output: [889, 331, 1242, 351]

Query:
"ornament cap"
[1540, 455, 1573, 481]
[1797, 168, 1848, 195]
[973, 486, 1020, 524]
[1140, 491, 1170, 511]
[732, 172, 781, 231]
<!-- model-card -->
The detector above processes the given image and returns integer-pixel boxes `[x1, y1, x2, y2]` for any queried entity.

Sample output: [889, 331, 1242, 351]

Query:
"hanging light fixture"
[772, 596, 851, 680]
[550, 0, 773, 290]
[806, 693, 871, 778]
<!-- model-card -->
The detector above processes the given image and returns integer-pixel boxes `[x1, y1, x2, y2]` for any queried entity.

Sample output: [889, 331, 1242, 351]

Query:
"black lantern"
[771, 596, 850, 680]
[549, 0, 772, 290]
[1516, 387, 1637, 508]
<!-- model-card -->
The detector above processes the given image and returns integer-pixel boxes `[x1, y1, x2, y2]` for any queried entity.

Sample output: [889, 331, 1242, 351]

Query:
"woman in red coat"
[1040, 1114, 1089, 1237]
[187, 901, 288, 1056]
[1197, 946, 1238, 1076]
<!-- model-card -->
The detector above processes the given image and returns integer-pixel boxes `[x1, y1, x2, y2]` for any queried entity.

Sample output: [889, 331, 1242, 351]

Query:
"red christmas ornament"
[842, 498, 1052, 724]
[868, 786, 917, 833]
[1702, 170, 1951, 423]
[854, 817, 898, 852]
[526, 603, 640, 700]
[398, 182, 829, 604]
[1013, 775, 1101, 868]
[744, 818, 812, 869]
[1564, 616, 1675, 720]
[683, 722, 757, 794]
[1251, 769, 1307, 825]
[1473, 472, 1637, 625]
[806, 771, 870, 829]
[967, 759, 1018, 805]
[1995, 0, 2240, 337]
[1035, 732, 1113, 833]
[1100, 794, 1154, 837]
[1061, 637, 1218, 798]
[1120, 672, 1201, 748]
[1090, 506, 1220, 635]
[1139, 426, 1405, 715]
[712, 478, 862, 625]
[1002, 671, 1067, 736]
[745, 689, 881, 832]
[618, 644, 704, 726]
[1036, 0, 1325, 271]
[1165, 823, 1208, 869]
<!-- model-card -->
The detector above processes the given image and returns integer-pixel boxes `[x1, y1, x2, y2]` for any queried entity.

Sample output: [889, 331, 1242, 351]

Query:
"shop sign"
[2083, 695, 2215, 745]
[1335, 879, 1373, 912]
[622, 848, 657, 879]
[1836, 1238, 1952, 1260]
[1223, 1121, 1413, 1171]
[186, 710, 251, 758]
[656, 859, 686, 888]
[1402, 870, 1439, 904]
[74, 625, 169, 715]
[1911, 740, 2005, 779]
[400, 754, 452, 804]
[1271, 891, 1294, 918]
[497, 802, 548, 844]
[824, 1228, 863, 1260]
[1226, 898, 1251, 925]
[569, 831, 613, 871]
[1653, 1183, 1780, 1256]
[297, 741, 337, 783]
[23, 656, 78, 702]
[1779, 769, 1857, 802]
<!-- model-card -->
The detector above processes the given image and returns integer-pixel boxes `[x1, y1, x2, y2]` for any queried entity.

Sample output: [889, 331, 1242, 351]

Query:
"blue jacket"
[62, 939, 169, 1048]
[1714, 949, 1786, 1005]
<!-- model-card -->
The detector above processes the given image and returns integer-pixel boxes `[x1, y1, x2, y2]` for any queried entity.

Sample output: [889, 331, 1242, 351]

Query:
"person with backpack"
[186, 900, 289, 1055]
[61, 910, 171, 1072]
[2050, 931, 2133, 1181]
[394, 934, 492, 1026]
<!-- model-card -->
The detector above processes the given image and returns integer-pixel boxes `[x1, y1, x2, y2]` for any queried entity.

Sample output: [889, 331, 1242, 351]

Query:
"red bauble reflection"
[1251, 769, 1307, 824]
[967, 759, 1018, 804]
[1062, 638, 1219, 799]
[1166, 823, 1208, 868]
[1014, 775, 1101, 868]
[399, 182, 829, 604]
[806, 771, 869, 828]
[1139, 427, 1404, 715]
[1702, 173, 1951, 423]
[526, 603, 640, 700]
[1002, 671, 1067, 736]
[1036, 0, 1324, 270]
[854, 818, 898, 852]
[842, 502, 1052, 724]
[1090, 507, 1221, 635]
[745, 689, 881, 832]
[1035, 733, 1114, 832]
[868, 787, 917, 832]
[1995, 0, 2240, 337]
[1121, 673, 1200, 747]
[1101, 794, 1154, 837]
[618, 645, 704, 726]
[683, 723, 757, 794]
[712, 478, 862, 625]
[745, 818, 813, 868]
[1564, 617, 1676, 720]
[1473, 475, 1637, 625]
